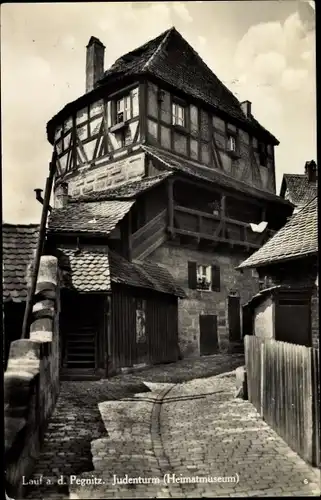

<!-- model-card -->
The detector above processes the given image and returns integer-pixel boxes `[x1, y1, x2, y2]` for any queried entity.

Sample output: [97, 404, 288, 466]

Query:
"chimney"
[304, 160, 317, 183]
[240, 100, 252, 118]
[86, 36, 105, 93]
[54, 182, 69, 208]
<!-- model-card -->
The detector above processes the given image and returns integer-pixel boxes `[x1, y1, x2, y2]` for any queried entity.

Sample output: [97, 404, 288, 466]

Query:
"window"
[188, 261, 221, 292]
[172, 102, 185, 127]
[258, 142, 268, 167]
[116, 94, 131, 124]
[197, 265, 212, 291]
[227, 135, 236, 153]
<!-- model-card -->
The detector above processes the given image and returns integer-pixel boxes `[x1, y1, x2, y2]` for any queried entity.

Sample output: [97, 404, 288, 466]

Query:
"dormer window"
[172, 102, 186, 127]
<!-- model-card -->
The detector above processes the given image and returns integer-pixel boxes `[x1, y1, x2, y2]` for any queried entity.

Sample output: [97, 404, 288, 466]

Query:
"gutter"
[21, 151, 57, 339]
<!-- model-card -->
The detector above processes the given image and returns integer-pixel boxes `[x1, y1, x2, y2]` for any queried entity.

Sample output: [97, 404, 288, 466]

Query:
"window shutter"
[188, 261, 197, 289]
[211, 264, 220, 292]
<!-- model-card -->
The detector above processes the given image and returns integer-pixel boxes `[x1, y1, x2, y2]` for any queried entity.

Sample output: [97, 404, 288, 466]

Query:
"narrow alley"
[23, 354, 320, 499]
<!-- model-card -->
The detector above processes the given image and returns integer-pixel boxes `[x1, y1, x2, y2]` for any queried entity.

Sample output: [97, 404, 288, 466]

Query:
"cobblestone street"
[23, 354, 320, 499]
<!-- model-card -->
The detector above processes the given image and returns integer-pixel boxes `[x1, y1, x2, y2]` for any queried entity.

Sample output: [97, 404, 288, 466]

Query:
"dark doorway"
[228, 295, 241, 341]
[60, 291, 105, 379]
[199, 314, 218, 355]
[276, 297, 311, 346]
[242, 303, 253, 338]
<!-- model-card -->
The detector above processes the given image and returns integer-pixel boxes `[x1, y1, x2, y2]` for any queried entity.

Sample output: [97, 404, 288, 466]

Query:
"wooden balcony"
[172, 205, 273, 249]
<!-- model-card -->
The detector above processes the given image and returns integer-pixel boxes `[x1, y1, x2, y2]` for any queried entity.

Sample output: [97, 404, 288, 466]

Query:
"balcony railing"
[172, 205, 272, 249]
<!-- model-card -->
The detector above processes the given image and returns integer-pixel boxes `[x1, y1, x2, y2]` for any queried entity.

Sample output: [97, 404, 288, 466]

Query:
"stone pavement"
[70, 375, 320, 499]
[22, 353, 320, 498]
[23, 353, 243, 499]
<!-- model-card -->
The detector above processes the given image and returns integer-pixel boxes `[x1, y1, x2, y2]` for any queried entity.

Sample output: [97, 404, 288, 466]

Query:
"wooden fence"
[245, 336, 320, 467]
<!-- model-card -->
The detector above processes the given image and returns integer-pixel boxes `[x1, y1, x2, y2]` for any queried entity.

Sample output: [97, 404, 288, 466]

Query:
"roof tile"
[238, 196, 318, 269]
[48, 200, 134, 234]
[58, 248, 111, 292]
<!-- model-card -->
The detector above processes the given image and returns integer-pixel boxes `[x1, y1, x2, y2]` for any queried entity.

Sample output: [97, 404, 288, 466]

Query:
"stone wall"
[4, 256, 60, 498]
[57, 150, 144, 200]
[147, 243, 259, 357]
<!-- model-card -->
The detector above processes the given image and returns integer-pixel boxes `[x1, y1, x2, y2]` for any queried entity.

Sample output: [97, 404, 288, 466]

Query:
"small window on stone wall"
[188, 261, 220, 292]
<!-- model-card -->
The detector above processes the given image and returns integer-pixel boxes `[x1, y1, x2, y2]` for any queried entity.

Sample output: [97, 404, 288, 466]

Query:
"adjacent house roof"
[71, 172, 173, 202]
[237, 196, 318, 269]
[3, 224, 39, 302]
[144, 145, 293, 207]
[280, 173, 318, 208]
[48, 200, 134, 234]
[47, 27, 278, 145]
[58, 247, 185, 297]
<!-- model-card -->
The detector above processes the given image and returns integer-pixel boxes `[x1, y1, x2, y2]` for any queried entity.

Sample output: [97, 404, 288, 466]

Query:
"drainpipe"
[21, 151, 57, 339]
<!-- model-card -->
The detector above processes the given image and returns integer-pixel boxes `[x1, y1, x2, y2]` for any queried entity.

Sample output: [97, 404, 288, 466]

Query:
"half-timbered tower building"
[45, 28, 294, 376]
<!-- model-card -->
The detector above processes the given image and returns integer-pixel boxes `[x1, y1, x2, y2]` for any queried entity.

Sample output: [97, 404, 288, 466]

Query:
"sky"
[1, 0, 316, 223]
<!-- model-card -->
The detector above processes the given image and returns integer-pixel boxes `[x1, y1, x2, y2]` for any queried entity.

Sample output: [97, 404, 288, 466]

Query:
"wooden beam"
[167, 178, 174, 237]
[139, 81, 147, 144]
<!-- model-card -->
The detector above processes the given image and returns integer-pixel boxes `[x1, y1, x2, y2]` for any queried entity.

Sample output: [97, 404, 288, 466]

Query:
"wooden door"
[199, 314, 218, 355]
[228, 295, 241, 341]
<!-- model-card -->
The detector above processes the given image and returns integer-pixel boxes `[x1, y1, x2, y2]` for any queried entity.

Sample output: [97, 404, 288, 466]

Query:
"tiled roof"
[3, 224, 39, 302]
[135, 260, 186, 298]
[47, 28, 278, 145]
[71, 172, 173, 202]
[48, 200, 134, 234]
[109, 251, 186, 297]
[98, 28, 278, 144]
[280, 174, 318, 208]
[144, 146, 293, 206]
[238, 196, 318, 269]
[58, 248, 185, 297]
[58, 248, 111, 292]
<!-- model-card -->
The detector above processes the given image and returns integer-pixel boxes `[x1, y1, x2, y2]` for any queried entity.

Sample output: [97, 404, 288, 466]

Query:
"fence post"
[260, 340, 264, 418]
[303, 347, 314, 464]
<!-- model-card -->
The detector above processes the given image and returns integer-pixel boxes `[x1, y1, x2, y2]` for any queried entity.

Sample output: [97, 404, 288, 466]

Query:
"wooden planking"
[311, 348, 320, 466]
[245, 336, 320, 466]
[244, 335, 262, 414]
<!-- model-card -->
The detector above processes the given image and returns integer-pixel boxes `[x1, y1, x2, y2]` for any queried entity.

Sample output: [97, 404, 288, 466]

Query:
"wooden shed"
[57, 248, 185, 379]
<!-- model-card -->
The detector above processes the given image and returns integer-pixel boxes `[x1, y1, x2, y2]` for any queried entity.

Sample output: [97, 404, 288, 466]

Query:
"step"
[67, 360, 96, 365]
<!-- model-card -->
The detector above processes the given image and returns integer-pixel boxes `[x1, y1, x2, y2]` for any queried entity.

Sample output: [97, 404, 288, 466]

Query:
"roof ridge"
[142, 26, 175, 71]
